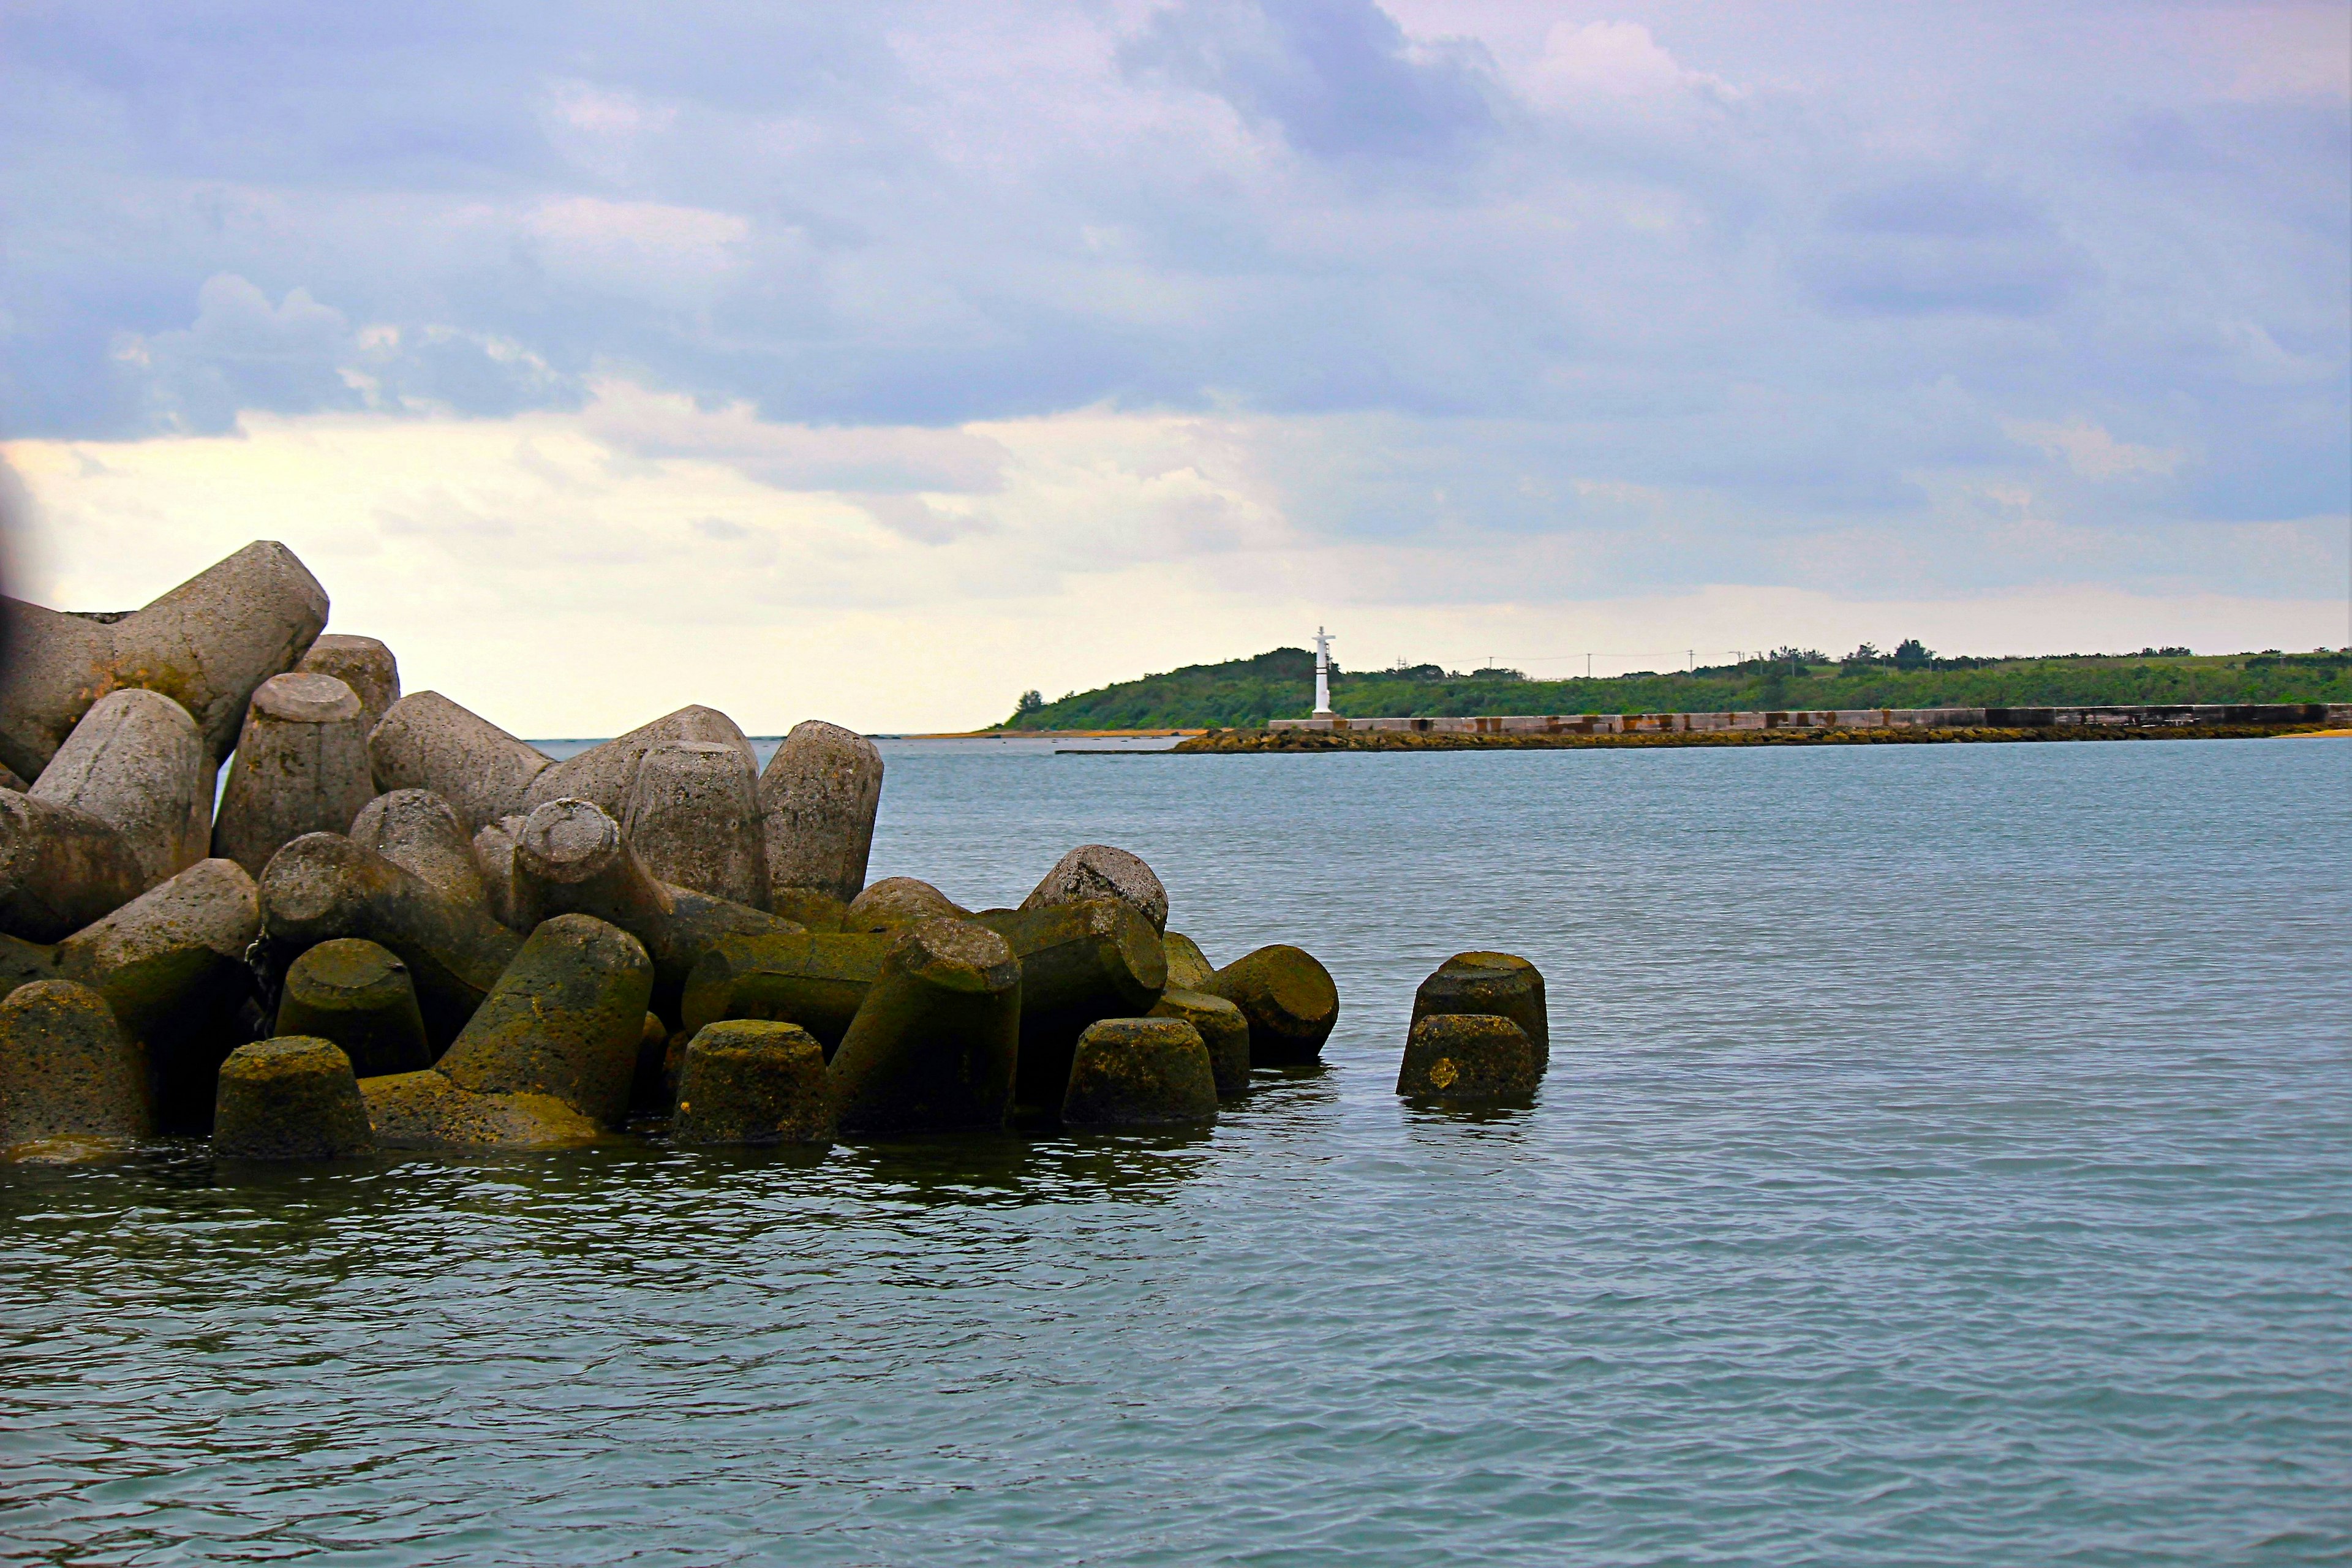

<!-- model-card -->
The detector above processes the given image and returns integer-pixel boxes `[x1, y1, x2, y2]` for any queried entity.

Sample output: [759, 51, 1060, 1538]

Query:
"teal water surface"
[5, 737, 2350, 1565]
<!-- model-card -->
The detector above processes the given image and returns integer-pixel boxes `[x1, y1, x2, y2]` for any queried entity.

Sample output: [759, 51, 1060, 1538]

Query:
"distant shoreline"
[1158, 723, 2343, 754]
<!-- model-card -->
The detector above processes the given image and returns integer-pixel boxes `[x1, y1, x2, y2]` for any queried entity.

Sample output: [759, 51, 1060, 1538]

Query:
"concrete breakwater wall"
[1269, 703, 2352, 736]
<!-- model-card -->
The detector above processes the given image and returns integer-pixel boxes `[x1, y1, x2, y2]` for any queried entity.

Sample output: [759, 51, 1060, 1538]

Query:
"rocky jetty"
[0, 541, 1392, 1167]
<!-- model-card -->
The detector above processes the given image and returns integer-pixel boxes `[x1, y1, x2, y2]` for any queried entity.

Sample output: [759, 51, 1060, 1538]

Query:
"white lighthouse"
[1311, 627, 1335, 718]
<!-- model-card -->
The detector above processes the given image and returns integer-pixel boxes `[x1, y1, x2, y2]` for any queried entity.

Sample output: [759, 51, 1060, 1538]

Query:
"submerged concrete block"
[1020, 844, 1169, 934]
[1396, 1013, 1539, 1101]
[679, 931, 891, 1055]
[214, 673, 378, 877]
[513, 797, 802, 1022]
[274, 938, 430, 1077]
[1195, 944, 1339, 1066]
[53, 856, 260, 1131]
[350, 789, 489, 911]
[366, 692, 551, 835]
[0, 540, 329, 781]
[295, 635, 400, 734]
[1148, 989, 1251, 1098]
[0, 790, 147, 942]
[972, 899, 1166, 1117]
[258, 832, 523, 1048]
[1161, 932, 1215, 992]
[622, 740, 769, 909]
[760, 720, 884, 905]
[827, 919, 1020, 1136]
[843, 876, 966, 935]
[0, 979, 151, 1155]
[673, 1020, 832, 1147]
[523, 705, 756, 820]
[433, 912, 654, 1128]
[1411, 952, 1548, 1074]
[213, 1036, 373, 1159]
[1061, 1017, 1218, 1131]
[29, 687, 211, 887]
[361, 1068, 601, 1150]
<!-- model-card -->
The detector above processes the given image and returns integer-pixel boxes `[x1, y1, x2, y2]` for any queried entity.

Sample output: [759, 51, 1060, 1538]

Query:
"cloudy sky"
[2, 1, 2345, 734]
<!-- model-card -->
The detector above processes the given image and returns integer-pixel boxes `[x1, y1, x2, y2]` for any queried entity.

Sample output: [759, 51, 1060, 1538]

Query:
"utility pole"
[1312, 627, 1335, 718]
[1586, 652, 1593, 679]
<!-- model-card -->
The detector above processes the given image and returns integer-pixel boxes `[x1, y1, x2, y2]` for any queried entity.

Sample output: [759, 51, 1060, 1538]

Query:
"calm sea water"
[6, 737, 2349, 1566]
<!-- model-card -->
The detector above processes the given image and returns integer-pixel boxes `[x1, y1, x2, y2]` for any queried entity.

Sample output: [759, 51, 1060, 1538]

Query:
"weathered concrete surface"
[433, 912, 654, 1127]
[1148, 989, 1251, 1098]
[827, 919, 1020, 1136]
[524, 705, 756, 819]
[1061, 1017, 1218, 1130]
[0, 979, 150, 1155]
[673, 1020, 832, 1146]
[29, 687, 211, 887]
[1161, 932, 1215, 992]
[843, 876, 967, 935]
[1020, 844, 1169, 934]
[0, 540, 329, 780]
[771, 887, 849, 933]
[274, 938, 431, 1077]
[350, 790, 491, 911]
[1396, 1013, 1539, 1101]
[258, 832, 523, 1048]
[972, 899, 1166, 1118]
[470, 813, 528, 928]
[1411, 952, 1548, 1074]
[513, 798, 802, 1022]
[361, 1068, 601, 1150]
[296, 635, 400, 733]
[1195, 944, 1339, 1066]
[760, 720, 884, 905]
[214, 1036, 374, 1159]
[366, 692, 551, 835]
[622, 740, 769, 909]
[214, 673, 378, 876]
[679, 931, 891, 1055]
[0, 790, 146, 942]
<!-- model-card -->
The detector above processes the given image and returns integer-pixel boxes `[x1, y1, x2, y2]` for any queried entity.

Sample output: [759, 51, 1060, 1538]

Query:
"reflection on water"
[6, 737, 2350, 1566]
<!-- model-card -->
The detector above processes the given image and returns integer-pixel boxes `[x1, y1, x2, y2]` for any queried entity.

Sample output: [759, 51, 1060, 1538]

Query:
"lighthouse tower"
[1311, 627, 1335, 718]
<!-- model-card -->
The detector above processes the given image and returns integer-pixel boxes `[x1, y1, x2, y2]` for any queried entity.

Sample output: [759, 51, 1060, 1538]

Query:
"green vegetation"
[997, 646, 2352, 730]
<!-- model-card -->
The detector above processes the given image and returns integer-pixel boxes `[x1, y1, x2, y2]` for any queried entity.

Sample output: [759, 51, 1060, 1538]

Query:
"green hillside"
[998, 645, 2352, 730]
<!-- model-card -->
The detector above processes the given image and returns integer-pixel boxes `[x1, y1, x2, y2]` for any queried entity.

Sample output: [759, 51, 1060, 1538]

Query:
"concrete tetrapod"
[1194, 945, 1340, 1067]
[295, 635, 400, 733]
[971, 899, 1166, 1118]
[1020, 844, 1169, 935]
[213, 1037, 374, 1159]
[770, 888, 848, 933]
[1061, 1018, 1218, 1131]
[826, 919, 1020, 1136]
[1148, 989, 1252, 1098]
[1396, 1014, 1539, 1102]
[842, 877, 966, 935]
[214, 673, 379, 877]
[673, 1020, 832, 1147]
[1410, 952, 1549, 1074]
[366, 692, 552, 835]
[0, 979, 151, 1157]
[622, 740, 769, 909]
[679, 931, 891, 1055]
[0, 540, 328, 782]
[1161, 932, 1215, 992]
[0, 791, 147, 942]
[53, 858, 260, 1131]
[350, 790, 491, 911]
[433, 913, 654, 1128]
[524, 705, 756, 819]
[29, 687, 211, 887]
[760, 720, 884, 905]
[361, 1070, 601, 1150]
[512, 798, 803, 1022]
[274, 938, 431, 1076]
[258, 832, 523, 1049]
[470, 813, 528, 928]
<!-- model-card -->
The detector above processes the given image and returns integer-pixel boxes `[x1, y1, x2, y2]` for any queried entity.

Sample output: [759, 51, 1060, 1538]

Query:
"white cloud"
[2005, 418, 2184, 481]
[1516, 20, 1728, 107]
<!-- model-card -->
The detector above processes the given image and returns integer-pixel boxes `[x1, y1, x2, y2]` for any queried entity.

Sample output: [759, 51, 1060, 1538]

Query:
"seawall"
[1265, 703, 2352, 737]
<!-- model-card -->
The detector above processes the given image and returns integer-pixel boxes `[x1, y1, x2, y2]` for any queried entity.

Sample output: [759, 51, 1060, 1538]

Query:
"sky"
[2, 0, 2346, 734]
